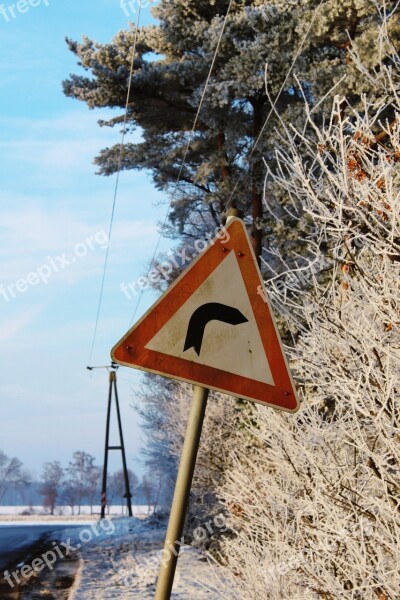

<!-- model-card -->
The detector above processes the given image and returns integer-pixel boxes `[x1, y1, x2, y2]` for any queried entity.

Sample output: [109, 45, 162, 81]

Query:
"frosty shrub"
[162, 382, 252, 549]
[216, 31, 400, 600]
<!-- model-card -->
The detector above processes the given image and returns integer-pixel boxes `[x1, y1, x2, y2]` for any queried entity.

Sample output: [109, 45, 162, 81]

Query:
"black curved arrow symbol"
[183, 302, 248, 356]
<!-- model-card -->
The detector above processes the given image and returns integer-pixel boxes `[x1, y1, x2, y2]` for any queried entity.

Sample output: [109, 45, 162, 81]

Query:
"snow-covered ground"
[0, 517, 95, 525]
[0, 505, 150, 516]
[66, 517, 225, 599]
[1, 515, 226, 599]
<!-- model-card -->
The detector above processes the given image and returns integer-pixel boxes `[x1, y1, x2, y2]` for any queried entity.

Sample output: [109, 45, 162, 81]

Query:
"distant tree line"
[0, 448, 161, 515]
[0, 449, 31, 504]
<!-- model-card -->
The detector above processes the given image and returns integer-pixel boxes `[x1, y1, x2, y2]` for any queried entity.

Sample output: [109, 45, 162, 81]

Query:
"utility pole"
[87, 364, 133, 519]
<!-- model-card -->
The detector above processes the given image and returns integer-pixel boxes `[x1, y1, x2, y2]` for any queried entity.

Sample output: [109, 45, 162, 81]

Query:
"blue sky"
[0, 0, 172, 482]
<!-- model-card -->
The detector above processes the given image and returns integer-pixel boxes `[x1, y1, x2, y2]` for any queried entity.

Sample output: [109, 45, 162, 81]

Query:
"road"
[0, 524, 82, 571]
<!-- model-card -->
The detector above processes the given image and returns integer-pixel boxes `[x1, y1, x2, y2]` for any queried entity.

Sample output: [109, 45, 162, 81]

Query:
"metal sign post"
[154, 385, 209, 599]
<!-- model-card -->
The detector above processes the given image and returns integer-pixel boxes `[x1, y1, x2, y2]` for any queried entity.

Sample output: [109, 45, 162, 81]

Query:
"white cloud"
[0, 304, 44, 342]
[0, 203, 156, 252]
[0, 203, 159, 284]
[0, 110, 143, 184]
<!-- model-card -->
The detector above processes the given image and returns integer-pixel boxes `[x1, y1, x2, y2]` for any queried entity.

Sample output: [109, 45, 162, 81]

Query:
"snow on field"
[0, 505, 150, 517]
[67, 517, 226, 599]
[0, 518, 95, 526]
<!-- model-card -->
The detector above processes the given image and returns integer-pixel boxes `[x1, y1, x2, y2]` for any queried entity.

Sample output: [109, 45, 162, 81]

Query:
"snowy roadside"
[66, 516, 226, 599]
[0, 515, 227, 598]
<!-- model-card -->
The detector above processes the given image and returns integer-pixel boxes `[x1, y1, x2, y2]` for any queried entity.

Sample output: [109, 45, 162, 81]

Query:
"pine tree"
[64, 1, 399, 260]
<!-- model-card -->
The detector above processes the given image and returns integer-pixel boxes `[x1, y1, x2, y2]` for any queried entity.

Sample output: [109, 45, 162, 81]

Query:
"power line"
[128, 0, 234, 329]
[88, 6, 142, 366]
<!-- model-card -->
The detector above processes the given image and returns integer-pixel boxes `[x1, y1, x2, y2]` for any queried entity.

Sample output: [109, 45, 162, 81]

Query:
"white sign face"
[146, 251, 274, 385]
[112, 218, 299, 412]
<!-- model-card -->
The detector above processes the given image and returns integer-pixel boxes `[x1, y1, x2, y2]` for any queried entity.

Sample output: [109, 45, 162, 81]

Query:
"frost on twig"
[217, 29, 400, 600]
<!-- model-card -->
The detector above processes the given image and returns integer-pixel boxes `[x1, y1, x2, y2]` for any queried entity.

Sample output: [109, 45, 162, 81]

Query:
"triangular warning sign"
[111, 218, 300, 412]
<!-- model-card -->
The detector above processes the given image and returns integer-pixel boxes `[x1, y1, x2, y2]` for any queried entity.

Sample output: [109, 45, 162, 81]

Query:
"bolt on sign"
[112, 218, 299, 412]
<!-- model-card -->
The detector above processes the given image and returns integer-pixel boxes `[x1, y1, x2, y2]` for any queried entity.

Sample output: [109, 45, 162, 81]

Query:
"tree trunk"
[217, 132, 230, 181]
[252, 186, 263, 267]
[153, 475, 163, 515]
[251, 99, 264, 266]
[217, 132, 230, 216]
